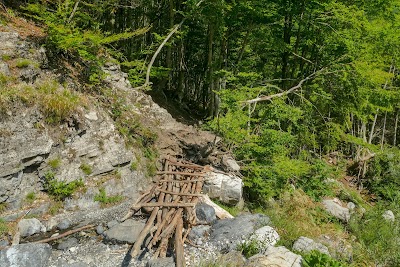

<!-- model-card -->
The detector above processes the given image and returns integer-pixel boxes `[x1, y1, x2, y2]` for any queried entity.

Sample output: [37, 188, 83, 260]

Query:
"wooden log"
[158, 179, 204, 183]
[131, 206, 159, 257]
[166, 158, 205, 170]
[157, 189, 204, 197]
[157, 171, 206, 177]
[175, 216, 185, 267]
[131, 161, 169, 257]
[132, 202, 196, 209]
[35, 224, 95, 243]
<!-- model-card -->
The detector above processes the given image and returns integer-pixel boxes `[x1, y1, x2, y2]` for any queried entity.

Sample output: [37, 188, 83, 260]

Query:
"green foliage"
[130, 161, 138, 171]
[366, 147, 400, 202]
[237, 239, 260, 258]
[349, 204, 400, 266]
[80, 163, 92, 175]
[25, 192, 36, 204]
[15, 58, 37, 68]
[302, 250, 347, 267]
[0, 218, 9, 236]
[94, 188, 123, 206]
[48, 157, 61, 169]
[48, 201, 63, 215]
[43, 171, 84, 200]
[0, 79, 83, 123]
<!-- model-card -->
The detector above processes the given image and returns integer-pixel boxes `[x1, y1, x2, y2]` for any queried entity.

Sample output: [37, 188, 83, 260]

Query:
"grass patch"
[213, 199, 241, 217]
[0, 218, 9, 236]
[0, 203, 7, 214]
[260, 190, 347, 249]
[80, 163, 92, 175]
[43, 171, 84, 200]
[349, 205, 400, 266]
[1, 55, 12, 61]
[48, 201, 63, 215]
[25, 192, 36, 204]
[130, 160, 138, 171]
[94, 188, 124, 206]
[237, 239, 260, 258]
[15, 58, 37, 68]
[48, 157, 61, 169]
[0, 78, 85, 123]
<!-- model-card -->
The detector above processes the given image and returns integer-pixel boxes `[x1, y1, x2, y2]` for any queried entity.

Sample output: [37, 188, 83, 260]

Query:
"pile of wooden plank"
[122, 157, 207, 267]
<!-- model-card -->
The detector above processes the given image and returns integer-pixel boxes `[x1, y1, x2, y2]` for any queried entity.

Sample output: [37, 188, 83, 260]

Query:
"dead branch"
[244, 68, 325, 104]
[35, 224, 95, 244]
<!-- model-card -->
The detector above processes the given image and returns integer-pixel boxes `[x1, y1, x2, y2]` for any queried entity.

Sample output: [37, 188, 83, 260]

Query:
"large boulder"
[18, 218, 46, 237]
[293, 236, 330, 256]
[204, 172, 243, 204]
[0, 243, 52, 267]
[103, 219, 145, 244]
[245, 246, 302, 267]
[322, 199, 350, 222]
[210, 214, 270, 250]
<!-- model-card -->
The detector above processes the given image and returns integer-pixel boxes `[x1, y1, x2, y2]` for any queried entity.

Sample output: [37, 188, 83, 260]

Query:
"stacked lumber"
[121, 157, 207, 267]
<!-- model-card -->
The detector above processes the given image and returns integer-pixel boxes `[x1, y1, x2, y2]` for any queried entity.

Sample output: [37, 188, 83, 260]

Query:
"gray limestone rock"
[293, 236, 330, 256]
[146, 257, 175, 267]
[0, 62, 10, 75]
[204, 172, 243, 205]
[196, 203, 217, 224]
[210, 214, 270, 250]
[104, 219, 145, 244]
[222, 155, 241, 172]
[0, 243, 52, 267]
[57, 237, 79, 250]
[322, 199, 350, 222]
[57, 219, 72, 230]
[188, 225, 211, 241]
[18, 218, 46, 237]
[245, 247, 302, 267]
[96, 224, 105, 235]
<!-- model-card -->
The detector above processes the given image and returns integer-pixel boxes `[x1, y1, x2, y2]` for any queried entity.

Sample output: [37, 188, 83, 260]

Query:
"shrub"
[94, 188, 123, 206]
[44, 171, 84, 200]
[237, 239, 260, 258]
[302, 250, 347, 267]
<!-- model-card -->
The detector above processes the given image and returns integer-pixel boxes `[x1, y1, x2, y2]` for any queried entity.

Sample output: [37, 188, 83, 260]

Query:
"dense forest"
[3, 0, 400, 265]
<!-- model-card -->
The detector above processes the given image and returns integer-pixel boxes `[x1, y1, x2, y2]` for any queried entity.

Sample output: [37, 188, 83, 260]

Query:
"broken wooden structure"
[121, 157, 210, 267]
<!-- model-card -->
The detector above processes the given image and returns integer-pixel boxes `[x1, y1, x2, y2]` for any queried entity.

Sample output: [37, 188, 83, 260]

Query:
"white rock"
[222, 155, 240, 172]
[85, 111, 98, 121]
[18, 218, 46, 237]
[347, 202, 356, 210]
[293, 236, 330, 255]
[322, 198, 350, 222]
[251, 226, 280, 250]
[383, 210, 395, 222]
[204, 172, 243, 204]
[245, 246, 302, 267]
